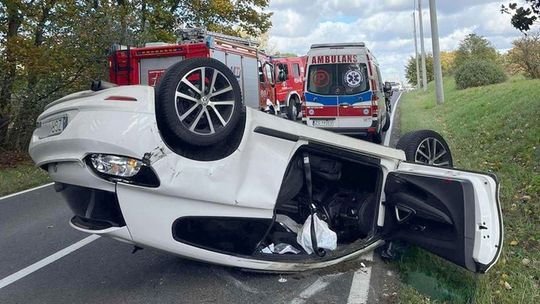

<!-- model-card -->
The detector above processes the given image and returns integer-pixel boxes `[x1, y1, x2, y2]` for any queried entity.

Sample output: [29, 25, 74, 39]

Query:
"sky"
[267, 0, 533, 84]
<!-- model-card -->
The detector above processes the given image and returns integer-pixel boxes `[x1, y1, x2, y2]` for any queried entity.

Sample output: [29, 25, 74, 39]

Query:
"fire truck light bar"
[311, 42, 366, 49]
[137, 48, 183, 55]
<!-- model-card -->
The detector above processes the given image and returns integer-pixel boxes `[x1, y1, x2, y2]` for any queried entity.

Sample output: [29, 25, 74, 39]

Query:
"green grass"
[396, 76, 540, 303]
[0, 164, 51, 197]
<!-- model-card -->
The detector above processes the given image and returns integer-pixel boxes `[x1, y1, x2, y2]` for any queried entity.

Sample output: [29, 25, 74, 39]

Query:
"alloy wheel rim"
[174, 67, 235, 135]
[414, 137, 451, 167]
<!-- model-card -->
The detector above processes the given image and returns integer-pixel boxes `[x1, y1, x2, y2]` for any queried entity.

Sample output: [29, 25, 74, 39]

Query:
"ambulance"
[302, 43, 390, 143]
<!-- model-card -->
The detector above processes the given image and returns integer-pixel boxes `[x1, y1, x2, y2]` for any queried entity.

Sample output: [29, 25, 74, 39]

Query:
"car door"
[258, 61, 275, 109]
[304, 64, 339, 129]
[336, 63, 372, 129]
[274, 63, 290, 104]
[383, 161, 503, 273]
[372, 65, 387, 126]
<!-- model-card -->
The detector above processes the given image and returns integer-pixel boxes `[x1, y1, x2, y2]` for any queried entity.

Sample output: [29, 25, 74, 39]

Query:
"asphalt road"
[0, 92, 403, 304]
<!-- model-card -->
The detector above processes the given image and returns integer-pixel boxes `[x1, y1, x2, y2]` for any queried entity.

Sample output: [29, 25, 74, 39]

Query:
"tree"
[454, 60, 507, 89]
[501, 1, 540, 33]
[455, 34, 498, 68]
[0, 0, 273, 150]
[175, 0, 272, 36]
[440, 51, 457, 75]
[405, 54, 434, 86]
[508, 31, 540, 78]
[0, 1, 24, 123]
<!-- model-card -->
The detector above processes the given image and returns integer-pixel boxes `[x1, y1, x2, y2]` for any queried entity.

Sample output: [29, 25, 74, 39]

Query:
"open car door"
[384, 162, 503, 273]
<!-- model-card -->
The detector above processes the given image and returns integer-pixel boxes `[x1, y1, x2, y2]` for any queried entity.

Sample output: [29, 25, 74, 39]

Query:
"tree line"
[0, 0, 272, 151]
[405, 32, 540, 88]
[406, 1, 539, 88]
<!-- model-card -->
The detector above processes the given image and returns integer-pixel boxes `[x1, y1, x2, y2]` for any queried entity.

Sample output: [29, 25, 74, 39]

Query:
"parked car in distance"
[29, 57, 502, 273]
[388, 81, 402, 91]
[302, 42, 390, 143]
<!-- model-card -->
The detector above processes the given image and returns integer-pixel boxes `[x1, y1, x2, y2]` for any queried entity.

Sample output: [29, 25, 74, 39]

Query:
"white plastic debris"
[261, 243, 301, 254]
[274, 243, 301, 254]
[261, 243, 274, 254]
[296, 214, 337, 254]
[276, 214, 302, 233]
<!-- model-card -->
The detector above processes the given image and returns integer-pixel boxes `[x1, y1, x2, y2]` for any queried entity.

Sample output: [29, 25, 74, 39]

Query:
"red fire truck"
[108, 28, 305, 120]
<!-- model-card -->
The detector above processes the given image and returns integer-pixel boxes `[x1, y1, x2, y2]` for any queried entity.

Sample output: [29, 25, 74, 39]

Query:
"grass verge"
[0, 163, 50, 197]
[396, 76, 540, 303]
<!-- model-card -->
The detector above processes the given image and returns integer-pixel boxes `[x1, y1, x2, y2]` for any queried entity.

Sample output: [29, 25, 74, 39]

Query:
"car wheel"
[155, 57, 244, 147]
[396, 130, 453, 167]
[371, 131, 383, 144]
[381, 114, 391, 132]
[286, 97, 299, 121]
[267, 104, 276, 115]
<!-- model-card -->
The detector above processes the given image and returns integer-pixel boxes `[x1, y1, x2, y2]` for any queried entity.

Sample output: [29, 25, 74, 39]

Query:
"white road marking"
[383, 91, 403, 147]
[359, 252, 373, 262]
[213, 268, 260, 294]
[347, 265, 373, 304]
[290, 273, 342, 304]
[345, 92, 404, 303]
[346, 250, 374, 304]
[0, 182, 54, 201]
[0, 234, 100, 289]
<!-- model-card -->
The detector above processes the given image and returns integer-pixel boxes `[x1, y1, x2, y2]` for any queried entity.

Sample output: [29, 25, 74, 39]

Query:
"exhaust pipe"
[91, 80, 117, 92]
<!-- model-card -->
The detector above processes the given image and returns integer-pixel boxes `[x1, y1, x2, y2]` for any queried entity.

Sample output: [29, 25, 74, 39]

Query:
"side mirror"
[278, 70, 287, 82]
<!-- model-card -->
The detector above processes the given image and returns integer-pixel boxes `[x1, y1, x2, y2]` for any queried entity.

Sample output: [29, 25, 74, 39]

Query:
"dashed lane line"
[0, 234, 100, 289]
[0, 183, 54, 202]
[290, 273, 343, 304]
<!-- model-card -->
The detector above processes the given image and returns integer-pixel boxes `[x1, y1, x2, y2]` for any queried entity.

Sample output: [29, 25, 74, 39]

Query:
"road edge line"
[347, 252, 374, 304]
[0, 234, 100, 289]
[383, 91, 403, 147]
[0, 182, 54, 201]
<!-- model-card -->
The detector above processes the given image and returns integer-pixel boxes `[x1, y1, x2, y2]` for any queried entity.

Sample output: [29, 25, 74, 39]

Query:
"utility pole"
[413, 11, 421, 90]
[429, 0, 444, 104]
[418, 0, 428, 91]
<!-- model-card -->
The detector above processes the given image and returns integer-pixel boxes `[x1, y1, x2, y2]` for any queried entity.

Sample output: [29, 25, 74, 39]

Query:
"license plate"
[41, 116, 68, 138]
[312, 119, 335, 127]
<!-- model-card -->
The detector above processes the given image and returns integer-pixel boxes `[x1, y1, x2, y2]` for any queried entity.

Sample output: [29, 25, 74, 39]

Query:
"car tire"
[286, 97, 299, 121]
[371, 131, 383, 144]
[155, 57, 245, 147]
[386, 99, 392, 114]
[396, 130, 453, 167]
[381, 114, 391, 132]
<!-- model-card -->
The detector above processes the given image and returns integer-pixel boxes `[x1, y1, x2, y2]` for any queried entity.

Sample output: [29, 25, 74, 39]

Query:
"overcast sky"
[267, 0, 533, 83]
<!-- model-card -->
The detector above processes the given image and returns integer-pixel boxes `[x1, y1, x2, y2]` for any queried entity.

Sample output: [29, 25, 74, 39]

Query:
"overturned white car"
[29, 58, 502, 273]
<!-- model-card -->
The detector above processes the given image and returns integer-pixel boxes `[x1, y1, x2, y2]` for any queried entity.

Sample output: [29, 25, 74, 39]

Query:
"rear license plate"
[312, 119, 335, 127]
[42, 116, 68, 138]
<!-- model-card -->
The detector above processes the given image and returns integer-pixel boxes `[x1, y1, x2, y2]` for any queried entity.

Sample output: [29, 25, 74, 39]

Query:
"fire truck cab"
[109, 28, 274, 112]
[269, 56, 307, 120]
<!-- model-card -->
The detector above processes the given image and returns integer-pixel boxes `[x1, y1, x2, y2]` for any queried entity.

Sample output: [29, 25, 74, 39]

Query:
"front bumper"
[316, 127, 373, 136]
[304, 119, 379, 136]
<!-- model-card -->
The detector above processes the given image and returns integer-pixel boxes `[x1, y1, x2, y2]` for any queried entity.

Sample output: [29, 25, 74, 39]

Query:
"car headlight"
[90, 154, 142, 177]
[86, 154, 160, 187]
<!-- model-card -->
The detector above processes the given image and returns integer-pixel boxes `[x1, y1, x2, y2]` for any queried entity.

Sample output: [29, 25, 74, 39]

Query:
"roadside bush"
[454, 60, 507, 89]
